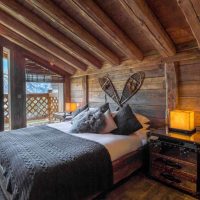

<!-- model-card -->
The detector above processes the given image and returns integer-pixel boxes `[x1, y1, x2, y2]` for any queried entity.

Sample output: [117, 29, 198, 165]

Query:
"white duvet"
[48, 121, 147, 161]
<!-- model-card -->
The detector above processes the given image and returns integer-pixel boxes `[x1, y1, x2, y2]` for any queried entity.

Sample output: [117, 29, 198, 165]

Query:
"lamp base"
[168, 127, 196, 135]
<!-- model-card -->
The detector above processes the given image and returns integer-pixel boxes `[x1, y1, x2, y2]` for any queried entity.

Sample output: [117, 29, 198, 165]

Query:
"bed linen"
[48, 121, 147, 161]
[0, 126, 113, 200]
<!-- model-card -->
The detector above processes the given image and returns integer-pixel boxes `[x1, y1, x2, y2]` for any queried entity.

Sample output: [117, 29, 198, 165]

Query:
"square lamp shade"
[65, 102, 77, 113]
[169, 110, 196, 134]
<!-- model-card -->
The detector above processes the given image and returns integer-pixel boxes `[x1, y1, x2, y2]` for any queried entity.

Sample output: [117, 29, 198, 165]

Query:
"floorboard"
[102, 172, 197, 200]
[0, 172, 197, 200]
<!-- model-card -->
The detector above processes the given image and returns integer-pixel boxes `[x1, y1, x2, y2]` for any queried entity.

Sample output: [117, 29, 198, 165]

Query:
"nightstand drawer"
[151, 166, 197, 194]
[151, 153, 197, 176]
[149, 139, 197, 164]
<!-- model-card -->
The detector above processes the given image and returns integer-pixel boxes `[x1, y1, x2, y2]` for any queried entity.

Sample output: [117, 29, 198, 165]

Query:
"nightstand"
[148, 127, 200, 197]
[53, 112, 72, 122]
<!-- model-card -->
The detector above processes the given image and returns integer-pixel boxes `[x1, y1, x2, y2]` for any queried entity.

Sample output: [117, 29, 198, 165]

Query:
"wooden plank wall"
[71, 63, 166, 127]
[178, 59, 200, 128]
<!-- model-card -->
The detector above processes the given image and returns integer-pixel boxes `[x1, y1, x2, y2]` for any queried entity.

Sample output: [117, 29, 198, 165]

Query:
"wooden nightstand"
[148, 127, 200, 197]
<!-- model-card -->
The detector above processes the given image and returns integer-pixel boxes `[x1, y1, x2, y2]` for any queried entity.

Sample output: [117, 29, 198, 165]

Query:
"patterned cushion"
[111, 104, 143, 135]
[70, 109, 105, 133]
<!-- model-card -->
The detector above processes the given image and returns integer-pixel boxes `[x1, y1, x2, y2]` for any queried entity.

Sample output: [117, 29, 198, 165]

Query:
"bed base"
[112, 146, 145, 184]
[89, 146, 146, 200]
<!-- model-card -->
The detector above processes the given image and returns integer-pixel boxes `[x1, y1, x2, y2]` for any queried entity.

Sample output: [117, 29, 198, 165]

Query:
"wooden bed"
[112, 147, 145, 184]
[89, 146, 146, 200]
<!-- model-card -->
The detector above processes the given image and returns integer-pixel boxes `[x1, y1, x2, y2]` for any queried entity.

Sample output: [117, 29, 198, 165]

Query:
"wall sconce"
[169, 110, 196, 134]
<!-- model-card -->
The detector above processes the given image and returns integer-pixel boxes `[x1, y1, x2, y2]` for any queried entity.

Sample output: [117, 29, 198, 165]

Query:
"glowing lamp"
[169, 110, 196, 134]
[65, 102, 77, 113]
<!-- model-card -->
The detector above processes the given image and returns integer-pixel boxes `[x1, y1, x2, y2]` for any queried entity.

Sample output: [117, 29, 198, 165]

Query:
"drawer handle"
[156, 158, 182, 169]
[160, 172, 181, 183]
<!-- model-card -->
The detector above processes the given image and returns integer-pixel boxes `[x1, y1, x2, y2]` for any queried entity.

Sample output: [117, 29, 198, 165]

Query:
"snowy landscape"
[3, 58, 52, 94]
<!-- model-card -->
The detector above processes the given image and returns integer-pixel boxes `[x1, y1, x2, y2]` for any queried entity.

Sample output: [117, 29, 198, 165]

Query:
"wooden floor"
[100, 172, 197, 200]
[0, 172, 197, 200]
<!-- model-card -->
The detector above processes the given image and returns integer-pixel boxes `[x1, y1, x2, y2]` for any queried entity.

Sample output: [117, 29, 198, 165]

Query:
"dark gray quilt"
[0, 126, 113, 200]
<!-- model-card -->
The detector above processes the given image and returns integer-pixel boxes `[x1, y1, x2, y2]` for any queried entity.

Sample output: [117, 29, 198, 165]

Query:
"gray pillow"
[70, 109, 106, 133]
[111, 104, 143, 135]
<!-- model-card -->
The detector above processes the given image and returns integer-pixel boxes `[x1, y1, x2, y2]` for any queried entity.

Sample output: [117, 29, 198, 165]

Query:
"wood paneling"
[146, 0, 196, 45]
[0, 25, 76, 75]
[178, 60, 200, 127]
[0, 44, 4, 131]
[64, 76, 71, 109]
[118, 0, 176, 57]
[21, 0, 120, 65]
[0, 0, 102, 69]
[0, 11, 86, 71]
[177, 0, 200, 48]
[71, 62, 166, 127]
[55, 0, 143, 61]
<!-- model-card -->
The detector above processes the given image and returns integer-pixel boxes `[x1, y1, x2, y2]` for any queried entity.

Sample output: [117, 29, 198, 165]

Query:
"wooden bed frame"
[112, 146, 145, 184]
[89, 146, 146, 199]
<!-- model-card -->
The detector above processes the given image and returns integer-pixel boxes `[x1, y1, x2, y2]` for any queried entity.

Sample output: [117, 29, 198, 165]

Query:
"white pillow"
[100, 110, 117, 134]
[135, 113, 150, 124]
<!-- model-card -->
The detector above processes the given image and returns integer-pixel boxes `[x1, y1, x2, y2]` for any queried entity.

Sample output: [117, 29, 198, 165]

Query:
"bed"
[0, 121, 147, 200]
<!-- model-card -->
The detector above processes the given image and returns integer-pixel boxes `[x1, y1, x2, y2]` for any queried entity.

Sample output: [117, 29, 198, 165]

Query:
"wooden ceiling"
[0, 0, 199, 75]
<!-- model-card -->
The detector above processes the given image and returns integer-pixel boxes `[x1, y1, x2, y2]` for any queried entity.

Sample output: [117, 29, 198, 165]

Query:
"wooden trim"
[64, 76, 71, 109]
[0, 44, 4, 131]
[165, 62, 179, 124]
[0, 11, 86, 71]
[66, 0, 143, 61]
[119, 0, 176, 57]
[22, 0, 120, 65]
[177, 0, 200, 48]
[0, 25, 76, 75]
[9, 48, 26, 129]
[72, 49, 200, 77]
[0, 0, 102, 69]
[82, 75, 89, 105]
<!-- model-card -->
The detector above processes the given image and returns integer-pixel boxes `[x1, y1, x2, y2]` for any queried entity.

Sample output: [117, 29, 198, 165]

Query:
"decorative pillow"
[72, 104, 88, 118]
[135, 113, 150, 124]
[99, 103, 110, 113]
[99, 110, 117, 134]
[70, 109, 105, 133]
[88, 103, 110, 113]
[111, 104, 143, 135]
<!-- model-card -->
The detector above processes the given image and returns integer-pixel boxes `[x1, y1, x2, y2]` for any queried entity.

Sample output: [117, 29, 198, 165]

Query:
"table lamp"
[65, 102, 77, 114]
[169, 110, 196, 134]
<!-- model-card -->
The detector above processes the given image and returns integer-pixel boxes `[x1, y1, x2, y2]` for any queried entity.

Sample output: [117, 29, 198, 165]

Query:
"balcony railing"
[4, 93, 59, 124]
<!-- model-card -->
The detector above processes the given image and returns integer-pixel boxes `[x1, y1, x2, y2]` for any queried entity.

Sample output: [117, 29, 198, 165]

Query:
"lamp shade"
[65, 102, 77, 113]
[170, 110, 195, 132]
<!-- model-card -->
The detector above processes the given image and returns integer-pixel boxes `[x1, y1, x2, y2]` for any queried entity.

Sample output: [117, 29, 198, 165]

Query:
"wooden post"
[165, 62, 179, 125]
[0, 44, 4, 131]
[82, 75, 88, 106]
[9, 48, 26, 129]
[63, 75, 71, 110]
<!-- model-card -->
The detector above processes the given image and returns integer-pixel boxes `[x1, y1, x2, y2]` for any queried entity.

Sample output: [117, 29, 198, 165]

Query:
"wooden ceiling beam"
[0, 0, 102, 69]
[0, 10, 86, 71]
[64, 0, 143, 61]
[0, 25, 76, 75]
[119, 0, 176, 57]
[177, 0, 200, 48]
[21, 0, 120, 65]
